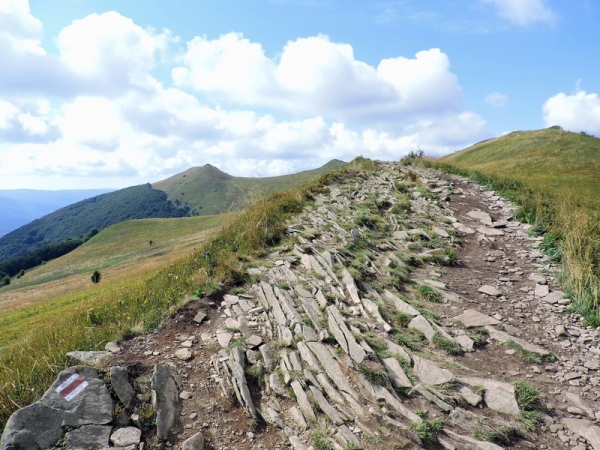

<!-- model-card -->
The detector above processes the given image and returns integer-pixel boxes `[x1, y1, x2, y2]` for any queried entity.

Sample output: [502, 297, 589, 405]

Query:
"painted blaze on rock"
[1, 366, 112, 450]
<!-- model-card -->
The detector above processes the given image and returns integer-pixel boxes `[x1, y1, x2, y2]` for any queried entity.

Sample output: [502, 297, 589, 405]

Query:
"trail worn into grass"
[4, 161, 600, 450]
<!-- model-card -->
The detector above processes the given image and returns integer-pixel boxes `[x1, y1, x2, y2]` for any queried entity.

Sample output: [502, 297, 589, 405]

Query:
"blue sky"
[1, 0, 598, 189]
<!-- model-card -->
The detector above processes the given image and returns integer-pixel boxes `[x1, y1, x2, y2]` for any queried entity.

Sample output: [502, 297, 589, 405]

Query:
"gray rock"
[412, 355, 453, 385]
[535, 284, 550, 298]
[454, 309, 500, 328]
[443, 429, 505, 450]
[561, 418, 600, 450]
[408, 315, 435, 341]
[192, 311, 207, 324]
[110, 427, 141, 447]
[216, 329, 233, 348]
[307, 342, 359, 400]
[383, 290, 420, 316]
[245, 334, 263, 349]
[545, 291, 566, 304]
[335, 425, 362, 449]
[458, 377, 520, 415]
[433, 227, 450, 238]
[382, 338, 411, 363]
[528, 273, 547, 285]
[66, 351, 112, 367]
[104, 342, 121, 353]
[455, 334, 475, 352]
[477, 227, 505, 236]
[477, 285, 501, 297]
[382, 357, 412, 388]
[152, 365, 181, 441]
[457, 385, 482, 406]
[110, 366, 134, 408]
[327, 305, 366, 363]
[260, 344, 275, 371]
[290, 380, 316, 422]
[485, 326, 550, 356]
[175, 348, 193, 361]
[1, 366, 113, 450]
[1, 403, 63, 450]
[308, 386, 343, 425]
[467, 210, 492, 223]
[182, 432, 206, 450]
[65, 425, 111, 449]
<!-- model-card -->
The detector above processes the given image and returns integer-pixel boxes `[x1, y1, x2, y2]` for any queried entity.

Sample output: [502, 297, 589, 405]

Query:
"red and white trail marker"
[55, 374, 89, 401]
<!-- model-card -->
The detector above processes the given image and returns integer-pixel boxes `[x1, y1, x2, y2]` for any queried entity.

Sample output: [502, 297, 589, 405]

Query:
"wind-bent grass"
[0, 157, 374, 429]
[422, 127, 600, 325]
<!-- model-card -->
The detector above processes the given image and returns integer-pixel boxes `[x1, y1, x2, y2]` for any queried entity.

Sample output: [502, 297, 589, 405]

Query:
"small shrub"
[410, 419, 445, 443]
[91, 270, 101, 284]
[432, 332, 464, 355]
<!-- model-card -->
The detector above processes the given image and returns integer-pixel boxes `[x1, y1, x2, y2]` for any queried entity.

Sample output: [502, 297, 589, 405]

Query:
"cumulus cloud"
[0, 1, 490, 189]
[173, 33, 463, 125]
[484, 92, 509, 108]
[483, 0, 556, 25]
[542, 91, 600, 135]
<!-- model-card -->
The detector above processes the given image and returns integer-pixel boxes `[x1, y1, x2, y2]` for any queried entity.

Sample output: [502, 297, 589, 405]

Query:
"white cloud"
[0, 0, 44, 54]
[484, 92, 509, 108]
[542, 91, 600, 135]
[57, 11, 174, 94]
[173, 33, 463, 125]
[483, 0, 556, 25]
[0, 5, 491, 189]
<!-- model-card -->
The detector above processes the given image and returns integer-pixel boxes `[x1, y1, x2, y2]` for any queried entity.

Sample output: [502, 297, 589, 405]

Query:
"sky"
[1, 0, 599, 190]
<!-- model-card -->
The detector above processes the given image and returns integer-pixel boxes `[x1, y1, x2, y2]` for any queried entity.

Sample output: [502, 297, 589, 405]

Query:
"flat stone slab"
[535, 284, 550, 298]
[467, 210, 492, 223]
[383, 290, 419, 316]
[382, 357, 413, 388]
[65, 425, 111, 449]
[528, 273, 547, 284]
[192, 311, 207, 324]
[452, 222, 475, 234]
[458, 377, 520, 416]
[477, 227, 505, 236]
[182, 432, 207, 450]
[216, 330, 233, 348]
[327, 305, 366, 363]
[175, 348, 193, 361]
[561, 418, 600, 450]
[152, 365, 181, 441]
[454, 309, 501, 328]
[66, 351, 112, 367]
[478, 285, 502, 297]
[412, 355, 453, 385]
[408, 315, 436, 341]
[485, 326, 550, 356]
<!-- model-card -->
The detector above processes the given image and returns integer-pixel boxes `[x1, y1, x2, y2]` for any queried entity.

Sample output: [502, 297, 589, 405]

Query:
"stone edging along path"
[3, 162, 600, 450]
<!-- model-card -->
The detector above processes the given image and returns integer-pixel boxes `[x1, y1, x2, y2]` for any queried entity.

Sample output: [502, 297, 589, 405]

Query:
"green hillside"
[0, 184, 188, 263]
[435, 126, 600, 324]
[153, 159, 347, 215]
[440, 127, 600, 204]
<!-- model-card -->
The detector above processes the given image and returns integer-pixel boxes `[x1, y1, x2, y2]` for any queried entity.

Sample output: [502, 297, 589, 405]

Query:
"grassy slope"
[153, 159, 347, 215]
[436, 127, 600, 322]
[440, 128, 600, 205]
[0, 214, 226, 319]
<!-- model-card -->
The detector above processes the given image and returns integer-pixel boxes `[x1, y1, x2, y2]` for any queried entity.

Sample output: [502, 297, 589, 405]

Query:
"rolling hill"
[0, 184, 188, 264]
[153, 159, 347, 215]
[440, 127, 600, 204]
[0, 189, 112, 238]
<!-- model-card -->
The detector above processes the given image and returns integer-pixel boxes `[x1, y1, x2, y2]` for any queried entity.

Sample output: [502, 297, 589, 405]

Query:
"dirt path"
[113, 163, 600, 450]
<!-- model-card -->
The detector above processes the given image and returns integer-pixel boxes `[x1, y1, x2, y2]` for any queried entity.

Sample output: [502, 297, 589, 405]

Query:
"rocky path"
[5, 161, 600, 450]
[116, 163, 600, 450]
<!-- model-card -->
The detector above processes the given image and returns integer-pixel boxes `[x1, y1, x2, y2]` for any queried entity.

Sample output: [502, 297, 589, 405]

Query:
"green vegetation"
[410, 418, 445, 443]
[427, 127, 600, 325]
[0, 158, 372, 429]
[0, 184, 188, 264]
[416, 284, 443, 303]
